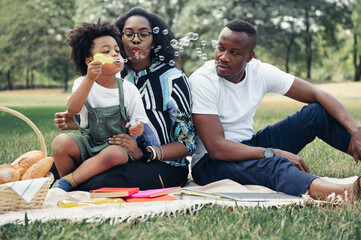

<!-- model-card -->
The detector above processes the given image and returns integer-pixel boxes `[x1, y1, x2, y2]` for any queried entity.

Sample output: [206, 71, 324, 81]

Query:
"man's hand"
[275, 149, 310, 173]
[350, 126, 361, 164]
[108, 134, 143, 159]
[54, 112, 78, 131]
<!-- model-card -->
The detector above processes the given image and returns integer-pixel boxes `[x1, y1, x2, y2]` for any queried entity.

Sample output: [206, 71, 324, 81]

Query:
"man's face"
[214, 27, 254, 83]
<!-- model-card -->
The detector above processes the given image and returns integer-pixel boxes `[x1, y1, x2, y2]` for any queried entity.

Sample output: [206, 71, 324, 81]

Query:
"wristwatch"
[264, 148, 275, 158]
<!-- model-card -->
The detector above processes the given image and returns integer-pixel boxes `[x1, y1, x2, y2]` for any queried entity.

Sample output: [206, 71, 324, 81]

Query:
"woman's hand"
[54, 112, 79, 131]
[108, 134, 143, 159]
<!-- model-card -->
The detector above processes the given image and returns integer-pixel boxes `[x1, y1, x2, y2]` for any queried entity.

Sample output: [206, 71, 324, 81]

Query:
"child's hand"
[54, 112, 78, 131]
[125, 120, 144, 137]
[86, 60, 103, 81]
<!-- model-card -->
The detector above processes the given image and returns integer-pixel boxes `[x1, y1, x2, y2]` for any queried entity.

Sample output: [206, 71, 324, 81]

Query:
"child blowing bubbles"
[51, 21, 148, 192]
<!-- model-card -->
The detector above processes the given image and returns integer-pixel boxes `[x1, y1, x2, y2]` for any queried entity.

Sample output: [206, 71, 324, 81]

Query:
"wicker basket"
[0, 173, 54, 214]
[0, 106, 53, 214]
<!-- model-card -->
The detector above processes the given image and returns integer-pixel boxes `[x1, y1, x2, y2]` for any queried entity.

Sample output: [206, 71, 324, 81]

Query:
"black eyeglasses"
[122, 31, 152, 41]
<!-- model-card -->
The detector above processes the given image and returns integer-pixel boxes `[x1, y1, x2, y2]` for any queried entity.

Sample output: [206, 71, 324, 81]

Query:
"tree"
[0, 0, 75, 90]
[35, 0, 76, 91]
[351, 0, 361, 81]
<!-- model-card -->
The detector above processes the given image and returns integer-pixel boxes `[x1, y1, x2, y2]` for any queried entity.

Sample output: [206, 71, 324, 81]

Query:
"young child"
[51, 21, 148, 192]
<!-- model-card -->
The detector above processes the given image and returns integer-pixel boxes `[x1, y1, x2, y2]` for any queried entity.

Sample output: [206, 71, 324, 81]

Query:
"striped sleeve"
[168, 72, 196, 155]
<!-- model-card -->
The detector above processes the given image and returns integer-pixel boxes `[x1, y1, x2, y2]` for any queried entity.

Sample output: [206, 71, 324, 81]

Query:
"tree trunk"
[356, 55, 361, 82]
[304, 10, 312, 80]
[285, 36, 295, 73]
[31, 70, 34, 88]
[26, 67, 30, 89]
[64, 62, 69, 92]
[6, 70, 13, 90]
[354, 33, 361, 82]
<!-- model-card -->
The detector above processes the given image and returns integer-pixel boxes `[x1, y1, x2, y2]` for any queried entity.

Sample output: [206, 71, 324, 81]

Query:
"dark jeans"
[192, 103, 351, 196]
[50, 160, 189, 191]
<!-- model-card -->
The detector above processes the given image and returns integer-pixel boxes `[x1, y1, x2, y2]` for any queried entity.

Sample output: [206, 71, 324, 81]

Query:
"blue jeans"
[192, 103, 351, 196]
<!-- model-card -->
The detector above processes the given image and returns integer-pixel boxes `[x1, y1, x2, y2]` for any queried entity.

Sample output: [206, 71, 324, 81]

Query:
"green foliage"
[0, 0, 75, 90]
[0, 0, 359, 89]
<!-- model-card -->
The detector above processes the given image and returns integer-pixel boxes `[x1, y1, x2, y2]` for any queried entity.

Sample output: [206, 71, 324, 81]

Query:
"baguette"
[21, 157, 54, 180]
[0, 164, 21, 184]
[11, 150, 45, 176]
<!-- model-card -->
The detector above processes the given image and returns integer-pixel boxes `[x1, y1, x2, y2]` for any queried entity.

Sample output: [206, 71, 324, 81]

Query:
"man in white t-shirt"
[189, 19, 361, 200]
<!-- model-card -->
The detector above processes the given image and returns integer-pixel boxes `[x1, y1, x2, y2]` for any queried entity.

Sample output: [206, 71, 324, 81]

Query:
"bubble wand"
[93, 53, 128, 64]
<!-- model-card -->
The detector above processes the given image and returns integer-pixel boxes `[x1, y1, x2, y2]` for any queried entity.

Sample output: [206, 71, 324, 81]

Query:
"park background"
[1, 0, 361, 239]
[0, 0, 361, 91]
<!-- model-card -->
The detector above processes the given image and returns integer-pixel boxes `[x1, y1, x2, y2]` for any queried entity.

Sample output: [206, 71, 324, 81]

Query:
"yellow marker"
[57, 198, 124, 208]
[93, 53, 114, 64]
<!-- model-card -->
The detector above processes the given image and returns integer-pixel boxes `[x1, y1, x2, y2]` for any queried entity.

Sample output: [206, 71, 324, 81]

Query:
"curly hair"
[115, 7, 178, 66]
[225, 19, 258, 51]
[66, 20, 125, 75]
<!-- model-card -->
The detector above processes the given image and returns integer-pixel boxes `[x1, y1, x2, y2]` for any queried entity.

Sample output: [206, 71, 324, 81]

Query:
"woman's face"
[121, 15, 154, 71]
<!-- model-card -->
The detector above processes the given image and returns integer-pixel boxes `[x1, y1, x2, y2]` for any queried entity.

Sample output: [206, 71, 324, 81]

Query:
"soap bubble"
[170, 39, 179, 49]
[211, 40, 219, 48]
[179, 37, 190, 47]
[153, 27, 160, 34]
[201, 40, 207, 47]
[135, 52, 140, 59]
[187, 32, 199, 41]
[162, 29, 169, 35]
[196, 48, 202, 56]
[169, 60, 175, 66]
[154, 45, 162, 53]
[174, 51, 180, 57]
[178, 46, 184, 52]
[159, 55, 165, 61]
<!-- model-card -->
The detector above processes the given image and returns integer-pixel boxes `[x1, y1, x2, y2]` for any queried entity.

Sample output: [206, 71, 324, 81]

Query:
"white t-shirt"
[189, 59, 294, 166]
[71, 76, 149, 128]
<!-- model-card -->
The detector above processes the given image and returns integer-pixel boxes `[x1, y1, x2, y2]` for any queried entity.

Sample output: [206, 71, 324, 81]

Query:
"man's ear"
[247, 51, 255, 62]
[85, 57, 92, 65]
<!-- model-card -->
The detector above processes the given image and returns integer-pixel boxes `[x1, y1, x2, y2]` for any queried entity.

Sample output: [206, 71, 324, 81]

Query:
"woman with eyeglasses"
[53, 7, 196, 190]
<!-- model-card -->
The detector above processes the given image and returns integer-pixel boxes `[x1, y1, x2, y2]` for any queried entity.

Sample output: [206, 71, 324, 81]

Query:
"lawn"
[1, 83, 361, 239]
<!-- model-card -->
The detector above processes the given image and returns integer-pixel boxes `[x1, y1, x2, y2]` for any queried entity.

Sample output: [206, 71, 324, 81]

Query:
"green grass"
[1, 89, 361, 239]
[1, 204, 361, 239]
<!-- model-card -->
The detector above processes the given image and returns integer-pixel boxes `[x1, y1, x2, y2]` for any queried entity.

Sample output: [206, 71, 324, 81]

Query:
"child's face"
[89, 36, 124, 74]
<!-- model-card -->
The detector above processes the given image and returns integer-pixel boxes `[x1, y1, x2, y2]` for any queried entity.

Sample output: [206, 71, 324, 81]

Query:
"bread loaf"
[11, 150, 45, 176]
[21, 157, 54, 180]
[0, 164, 21, 184]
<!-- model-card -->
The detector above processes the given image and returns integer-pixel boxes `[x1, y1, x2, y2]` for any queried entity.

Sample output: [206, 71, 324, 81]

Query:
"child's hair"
[115, 7, 179, 65]
[66, 20, 125, 75]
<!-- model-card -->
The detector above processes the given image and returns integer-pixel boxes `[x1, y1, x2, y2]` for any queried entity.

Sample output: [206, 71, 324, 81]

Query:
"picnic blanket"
[0, 176, 357, 226]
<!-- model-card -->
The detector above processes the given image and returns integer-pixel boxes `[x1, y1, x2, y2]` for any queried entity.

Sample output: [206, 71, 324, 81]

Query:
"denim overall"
[68, 77, 132, 161]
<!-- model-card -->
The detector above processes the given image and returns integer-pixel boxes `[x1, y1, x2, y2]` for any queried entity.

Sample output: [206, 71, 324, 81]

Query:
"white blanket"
[0, 176, 357, 226]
